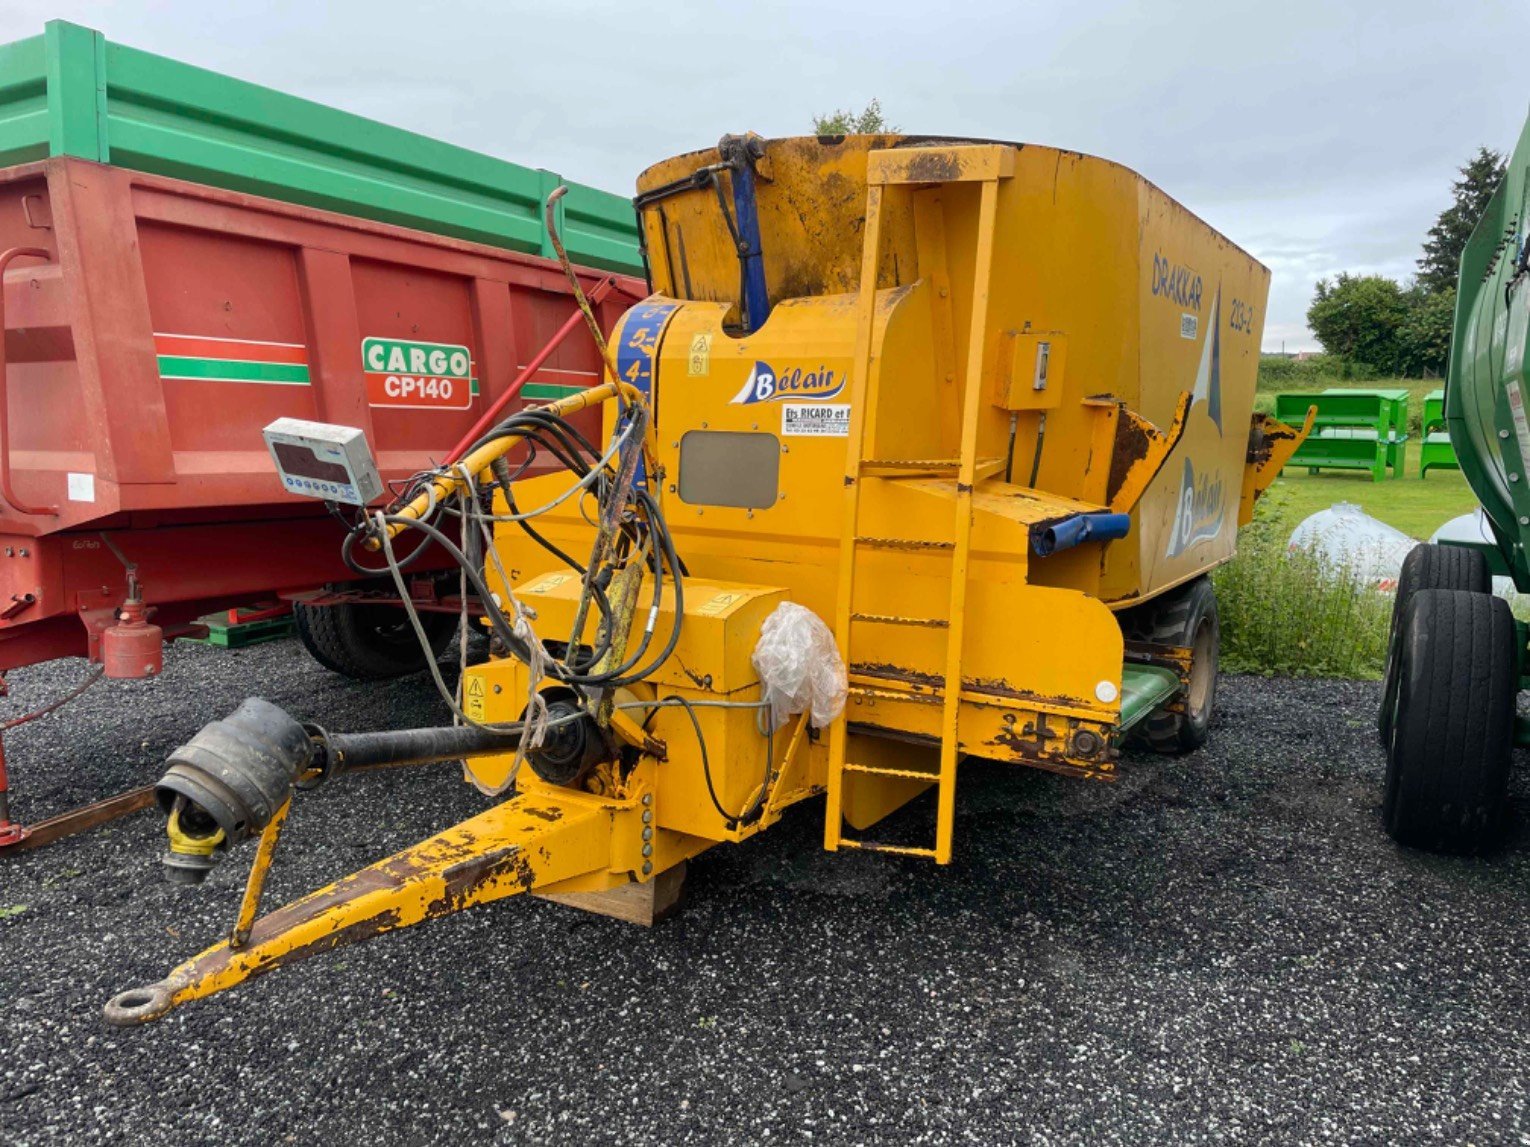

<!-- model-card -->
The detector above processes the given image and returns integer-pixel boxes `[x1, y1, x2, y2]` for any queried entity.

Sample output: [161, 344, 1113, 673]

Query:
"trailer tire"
[1123, 576, 1220, 754]
[1379, 543, 1490, 746]
[294, 600, 458, 680]
[1382, 588, 1515, 855]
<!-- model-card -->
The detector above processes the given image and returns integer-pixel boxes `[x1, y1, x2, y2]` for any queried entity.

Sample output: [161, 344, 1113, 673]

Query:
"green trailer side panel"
[0, 35, 49, 166]
[0, 20, 642, 275]
[44, 20, 106, 160]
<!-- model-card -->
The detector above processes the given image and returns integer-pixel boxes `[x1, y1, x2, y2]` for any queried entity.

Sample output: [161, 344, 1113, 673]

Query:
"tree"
[1307, 272, 1408, 374]
[1417, 146, 1506, 293]
[813, 99, 896, 135]
[1398, 284, 1455, 376]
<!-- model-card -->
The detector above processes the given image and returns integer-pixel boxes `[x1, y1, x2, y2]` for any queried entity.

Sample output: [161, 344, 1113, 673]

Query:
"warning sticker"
[781, 403, 850, 437]
[697, 590, 746, 617]
[688, 332, 712, 376]
[1509, 381, 1530, 468]
[362, 337, 474, 410]
[464, 674, 486, 720]
[521, 572, 573, 595]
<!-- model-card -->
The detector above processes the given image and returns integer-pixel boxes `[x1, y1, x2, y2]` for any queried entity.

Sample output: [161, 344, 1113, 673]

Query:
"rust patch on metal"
[188, 905, 406, 990]
[438, 847, 536, 908]
[677, 659, 714, 691]
[852, 662, 1097, 713]
[521, 805, 563, 823]
[1246, 415, 1273, 465]
[181, 833, 542, 994]
[1106, 406, 1152, 503]
[852, 661, 943, 692]
[856, 663, 1095, 718]
[898, 151, 964, 184]
[1123, 639, 1193, 684]
[984, 731, 1117, 782]
[1245, 411, 1300, 465]
[986, 709, 1118, 782]
[967, 675, 1092, 711]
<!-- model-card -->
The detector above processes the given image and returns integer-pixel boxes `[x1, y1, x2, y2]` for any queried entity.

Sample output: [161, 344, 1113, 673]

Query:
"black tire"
[1120, 576, 1220, 754]
[1382, 588, 1515, 854]
[1379, 543, 1490, 746]
[293, 599, 458, 680]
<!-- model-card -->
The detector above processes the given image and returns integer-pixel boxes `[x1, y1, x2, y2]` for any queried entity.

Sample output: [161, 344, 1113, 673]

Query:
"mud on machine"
[103, 134, 1308, 1026]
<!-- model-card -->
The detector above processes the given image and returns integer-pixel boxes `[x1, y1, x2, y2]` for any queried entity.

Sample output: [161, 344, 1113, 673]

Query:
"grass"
[1215, 486, 1392, 679]
[1213, 376, 1476, 679]
[1263, 459, 1474, 540]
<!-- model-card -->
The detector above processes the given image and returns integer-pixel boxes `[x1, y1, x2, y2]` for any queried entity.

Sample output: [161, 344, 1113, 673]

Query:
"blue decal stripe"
[615, 301, 680, 406]
[613, 300, 679, 487]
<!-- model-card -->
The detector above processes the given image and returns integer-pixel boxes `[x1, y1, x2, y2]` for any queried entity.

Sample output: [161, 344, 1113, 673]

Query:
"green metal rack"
[1419, 389, 1459, 476]
[1274, 391, 1406, 482]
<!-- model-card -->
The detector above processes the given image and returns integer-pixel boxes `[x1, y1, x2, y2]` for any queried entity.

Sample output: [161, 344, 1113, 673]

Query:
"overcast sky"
[4, 0, 1527, 350]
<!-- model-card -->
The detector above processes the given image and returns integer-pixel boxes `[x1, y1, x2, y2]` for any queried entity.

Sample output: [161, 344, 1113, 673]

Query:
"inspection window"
[677, 430, 780, 509]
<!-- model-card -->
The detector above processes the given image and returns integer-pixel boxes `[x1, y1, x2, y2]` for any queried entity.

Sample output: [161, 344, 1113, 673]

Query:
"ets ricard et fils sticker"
[781, 403, 850, 437]
[363, 337, 474, 410]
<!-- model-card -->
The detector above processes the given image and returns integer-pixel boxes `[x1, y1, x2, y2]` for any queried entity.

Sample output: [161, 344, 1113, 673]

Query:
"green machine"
[1380, 114, 1530, 854]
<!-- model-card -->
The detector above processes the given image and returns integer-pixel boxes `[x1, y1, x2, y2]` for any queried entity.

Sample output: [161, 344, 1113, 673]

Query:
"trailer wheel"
[1379, 543, 1489, 746]
[294, 600, 458, 680]
[1124, 576, 1220, 754]
[1383, 588, 1516, 854]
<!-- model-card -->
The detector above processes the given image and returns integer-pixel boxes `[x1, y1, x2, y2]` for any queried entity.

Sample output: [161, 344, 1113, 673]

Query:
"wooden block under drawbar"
[533, 861, 687, 927]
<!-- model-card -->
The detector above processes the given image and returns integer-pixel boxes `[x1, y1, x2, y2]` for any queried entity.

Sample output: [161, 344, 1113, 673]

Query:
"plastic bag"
[1287, 502, 1415, 589]
[751, 602, 847, 732]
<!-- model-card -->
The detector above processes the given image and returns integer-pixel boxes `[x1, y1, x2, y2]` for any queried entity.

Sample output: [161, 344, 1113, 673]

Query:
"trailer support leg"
[0, 736, 23, 847]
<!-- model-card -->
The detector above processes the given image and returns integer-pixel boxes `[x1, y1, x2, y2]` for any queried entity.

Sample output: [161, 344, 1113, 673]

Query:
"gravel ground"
[0, 639, 1528, 1144]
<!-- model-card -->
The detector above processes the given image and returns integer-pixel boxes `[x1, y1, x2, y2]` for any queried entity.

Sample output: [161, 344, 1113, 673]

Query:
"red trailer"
[0, 156, 644, 846]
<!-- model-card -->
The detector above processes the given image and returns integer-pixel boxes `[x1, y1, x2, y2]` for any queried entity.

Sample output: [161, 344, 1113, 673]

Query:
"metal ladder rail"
[824, 150, 1011, 864]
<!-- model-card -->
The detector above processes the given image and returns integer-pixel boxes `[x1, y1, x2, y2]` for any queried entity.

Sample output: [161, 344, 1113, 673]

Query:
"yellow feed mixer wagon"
[103, 134, 1307, 1026]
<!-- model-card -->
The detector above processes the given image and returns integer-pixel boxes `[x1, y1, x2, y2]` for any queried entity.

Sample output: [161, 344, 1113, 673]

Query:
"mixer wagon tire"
[1124, 576, 1220, 754]
[1379, 543, 1490, 747]
[294, 600, 458, 680]
[1382, 588, 1515, 855]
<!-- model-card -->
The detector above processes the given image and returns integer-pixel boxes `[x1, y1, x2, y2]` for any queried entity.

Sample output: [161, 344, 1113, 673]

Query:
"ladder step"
[850, 612, 949, 629]
[860, 457, 1005, 480]
[854, 536, 955, 551]
[843, 762, 943, 783]
[862, 457, 965, 471]
[838, 839, 940, 859]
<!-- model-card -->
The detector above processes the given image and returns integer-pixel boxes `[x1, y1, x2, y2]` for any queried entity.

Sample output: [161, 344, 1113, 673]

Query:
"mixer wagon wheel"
[1378, 543, 1490, 747]
[1382, 588, 1515, 854]
[1124, 576, 1220, 754]
[293, 598, 458, 680]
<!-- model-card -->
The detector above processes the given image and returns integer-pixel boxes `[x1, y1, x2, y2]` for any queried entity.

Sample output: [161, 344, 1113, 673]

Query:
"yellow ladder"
[824, 146, 1014, 864]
